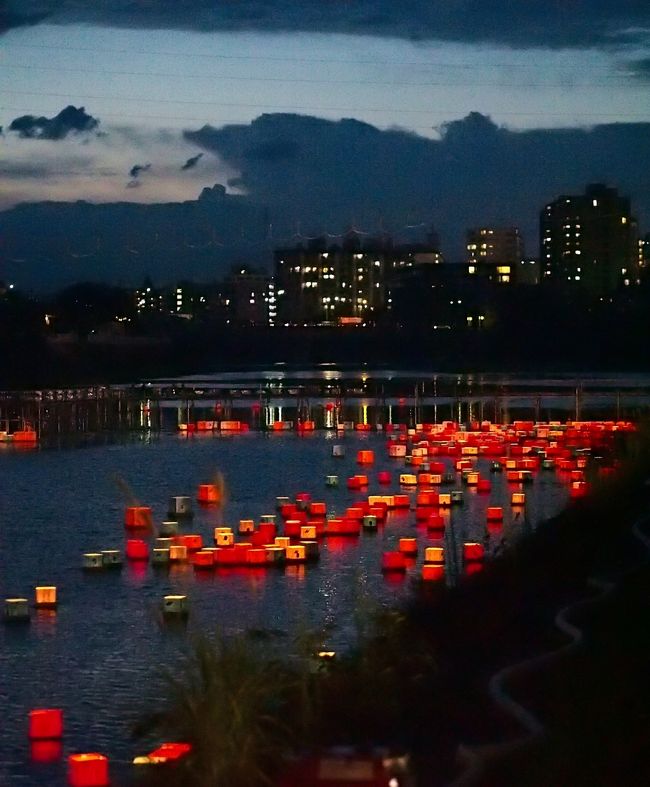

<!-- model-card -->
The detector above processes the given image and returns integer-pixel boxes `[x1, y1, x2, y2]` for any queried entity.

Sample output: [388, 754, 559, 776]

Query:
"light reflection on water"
[0, 429, 578, 785]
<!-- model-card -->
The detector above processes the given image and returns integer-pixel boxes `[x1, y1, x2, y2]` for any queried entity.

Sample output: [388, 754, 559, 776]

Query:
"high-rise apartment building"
[466, 227, 523, 284]
[540, 184, 638, 294]
[274, 234, 442, 325]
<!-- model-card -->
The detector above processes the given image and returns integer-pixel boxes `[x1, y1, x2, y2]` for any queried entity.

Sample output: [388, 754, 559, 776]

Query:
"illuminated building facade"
[540, 184, 638, 294]
[224, 266, 275, 326]
[465, 227, 523, 284]
[274, 235, 443, 325]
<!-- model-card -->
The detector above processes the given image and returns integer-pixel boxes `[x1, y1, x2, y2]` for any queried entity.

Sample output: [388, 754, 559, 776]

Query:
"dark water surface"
[1, 430, 570, 785]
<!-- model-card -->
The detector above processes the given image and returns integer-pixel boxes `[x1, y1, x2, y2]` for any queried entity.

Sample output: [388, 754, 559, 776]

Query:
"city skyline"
[1, 2, 649, 282]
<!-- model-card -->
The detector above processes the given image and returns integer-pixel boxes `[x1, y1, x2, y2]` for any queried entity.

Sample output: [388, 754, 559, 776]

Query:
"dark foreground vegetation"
[132, 428, 650, 786]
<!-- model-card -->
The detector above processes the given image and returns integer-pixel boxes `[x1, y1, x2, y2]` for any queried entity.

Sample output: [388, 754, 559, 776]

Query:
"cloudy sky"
[1, 1, 649, 271]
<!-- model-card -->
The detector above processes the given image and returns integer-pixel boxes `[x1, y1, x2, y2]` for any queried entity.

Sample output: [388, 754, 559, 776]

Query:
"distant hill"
[0, 184, 272, 291]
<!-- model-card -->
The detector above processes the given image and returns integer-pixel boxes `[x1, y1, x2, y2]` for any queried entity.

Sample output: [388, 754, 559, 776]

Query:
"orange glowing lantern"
[34, 586, 57, 608]
[197, 484, 220, 504]
[169, 544, 188, 562]
[486, 506, 503, 522]
[424, 546, 445, 563]
[124, 506, 152, 528]
[285, 544, 307, 562]
[399, 537, 418, 555]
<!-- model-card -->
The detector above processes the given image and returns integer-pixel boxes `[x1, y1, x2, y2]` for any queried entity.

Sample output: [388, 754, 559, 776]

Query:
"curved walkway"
[450, 512, 650, 786]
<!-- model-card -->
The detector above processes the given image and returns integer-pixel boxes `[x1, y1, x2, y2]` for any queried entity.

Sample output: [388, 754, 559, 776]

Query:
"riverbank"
[307, 426, 650, 786]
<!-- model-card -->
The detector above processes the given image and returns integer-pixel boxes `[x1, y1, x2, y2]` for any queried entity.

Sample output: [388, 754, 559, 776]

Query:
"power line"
[1, 42, 629, 75]
[0, 62, 632, 90]
[2, 91, 649, 120]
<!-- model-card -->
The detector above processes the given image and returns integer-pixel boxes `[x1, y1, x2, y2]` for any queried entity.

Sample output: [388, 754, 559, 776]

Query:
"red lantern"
[126, 539, 149, 561]
[29, 708, 63, 740]
[381, 551, 407, 572]
[67, 753, 109, 787]
[463, 542, 485, 562]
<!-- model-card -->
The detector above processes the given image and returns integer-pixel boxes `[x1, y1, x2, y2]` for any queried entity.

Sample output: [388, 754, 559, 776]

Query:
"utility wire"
[0, 63, 632, 89]
[2, 42, 631, 75]
[2, 92, 648, 119]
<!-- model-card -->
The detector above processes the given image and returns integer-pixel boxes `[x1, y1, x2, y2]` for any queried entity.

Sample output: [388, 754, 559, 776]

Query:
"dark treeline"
[1, 280, 650, 389]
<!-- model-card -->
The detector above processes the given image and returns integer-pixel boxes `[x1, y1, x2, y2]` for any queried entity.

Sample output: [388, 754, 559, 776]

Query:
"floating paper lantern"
[159, 520, 179, 536]
[180, 534, 203, 551]
[398, 538, 418, 555]
[82, 553, 103, 570]
[214, 530, 234, 547]
[125, 540, 148, 561]
[100, 550, 122, 568]
[152, 548, 170, 565]
[4, 598, 30, 622]
[424, 546, 444, 564]
[463, 542, 485, 562]
[169, 544, 188, 562]
[197, 484, 220, 504]
[381, 552, 407, 572]
[239, 519, 255, 534]
[285, 545, 306, 563]
[421, 564, 445, 582]
[486, 507, 503, 521]
[67, 753, 109, 787]
[357, 450, 375, 464]
[29, 709, 63, 740]
[162, 595, 188, 616]
[34, 586, 57, 608]
[167, 496, 193, 518]
[124, 506, 152, 528]
[192, 551, 214, 569]
[427, 514, 445, 531]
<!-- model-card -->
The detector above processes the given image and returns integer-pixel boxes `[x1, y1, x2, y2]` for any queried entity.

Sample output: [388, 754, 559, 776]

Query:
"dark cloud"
[126, 162, 151, 188]
[8, 105, 100, 140]
[3, 0, 650, 49]
[185, 111, 650, 260]
[181, 152, 203, 171]
[627, 56, 650, 78]
[129, 162, 151, 179]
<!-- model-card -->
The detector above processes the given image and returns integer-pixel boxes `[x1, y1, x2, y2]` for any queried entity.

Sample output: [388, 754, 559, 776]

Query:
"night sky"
[1, 1, 649, 283]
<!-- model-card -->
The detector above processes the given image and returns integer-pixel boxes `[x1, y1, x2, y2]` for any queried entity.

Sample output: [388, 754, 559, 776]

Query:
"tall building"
[274, 234, 442, 325]
[224, 266, 275, 326]
[274, 234, 386, 325]
[466, 227, 523, 284]
[540, 183, 638, 294]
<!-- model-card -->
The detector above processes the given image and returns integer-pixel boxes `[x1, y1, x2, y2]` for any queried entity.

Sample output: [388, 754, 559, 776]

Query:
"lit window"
[468, 265, 476, 274]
